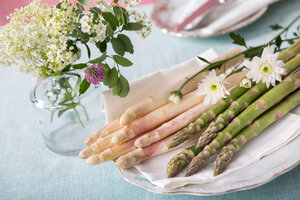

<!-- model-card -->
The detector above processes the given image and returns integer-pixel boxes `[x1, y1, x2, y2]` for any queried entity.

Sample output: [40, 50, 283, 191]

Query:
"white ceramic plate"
[151, 0, 268, 38]
[118, 135, 300, 196]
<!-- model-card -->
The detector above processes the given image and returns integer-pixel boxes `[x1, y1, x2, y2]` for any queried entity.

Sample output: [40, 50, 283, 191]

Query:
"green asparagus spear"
[186, 71, 300, 176]
[167, 144, 203, 177]
[198, 55, 300, 148]
[213, 89, 300, 176]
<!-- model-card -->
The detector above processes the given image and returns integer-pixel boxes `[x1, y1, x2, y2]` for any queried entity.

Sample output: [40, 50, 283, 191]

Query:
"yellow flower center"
[210, 83, 218, 91]
[259, 62, 272, 74]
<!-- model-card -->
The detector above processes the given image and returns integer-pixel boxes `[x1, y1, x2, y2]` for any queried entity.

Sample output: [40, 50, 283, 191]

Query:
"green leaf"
[89, 53, 107, 63]
[72, 76, 82, 97]
[79, 79, 91, 95]
[78, 0, 90, 6]
[244, 46, 264, 59]
[197, 56, 211, 64]
[118, 34, 134, 54]
[103, 68, 118, 88]
[58, 107, 72, 118]
[101, 1, 113, 12]
[113, 55, 133, 67]
[96, 41, 107, 53]
[112, 78, 122, 96]
[270, 24, 283, 30]
[113, 6, 122, 19]
[113, 0, 119, 3]
[275, 36, 282, 49]
[101, 63, 110, 71]
[111, 37, 125, 56]
[93, 7, 102, 14]
[89, 8, 99, 18]
[72, 63, 87, 69]
[102, 12, 119, 30]
[76, 3, 84, 11]
[229, 32, 247, 48]
[119, 75, 130, 97]
[84, 43, 91, 59]
[80, 32, 89, 43]
[125, 22, 143, 31]
[105, 24, 114, 37]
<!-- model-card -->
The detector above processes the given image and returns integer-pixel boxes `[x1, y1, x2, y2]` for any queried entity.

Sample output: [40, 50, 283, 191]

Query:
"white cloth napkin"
[197, 0, 280, 35]
[100, 48, 218, 122]
[134, 112, 300, 188]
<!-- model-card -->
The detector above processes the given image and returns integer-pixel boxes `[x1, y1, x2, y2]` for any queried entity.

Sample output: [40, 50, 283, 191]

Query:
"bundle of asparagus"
[186, 70, 300, 176]
[83, 70, 246, 164]
[79, 48, 245, 163]
[213, 89, 300, 176]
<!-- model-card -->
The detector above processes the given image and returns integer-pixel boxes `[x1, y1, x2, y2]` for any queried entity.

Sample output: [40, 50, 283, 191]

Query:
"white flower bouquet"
[0, 0, 151, 123]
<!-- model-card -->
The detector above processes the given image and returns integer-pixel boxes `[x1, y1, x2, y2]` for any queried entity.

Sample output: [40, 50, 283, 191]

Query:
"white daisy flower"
[245, 45, 285, 88]
[196, 70, 230, 105]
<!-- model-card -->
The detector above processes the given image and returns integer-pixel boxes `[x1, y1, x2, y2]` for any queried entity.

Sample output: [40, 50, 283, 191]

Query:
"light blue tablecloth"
[1, 1, 300, 199]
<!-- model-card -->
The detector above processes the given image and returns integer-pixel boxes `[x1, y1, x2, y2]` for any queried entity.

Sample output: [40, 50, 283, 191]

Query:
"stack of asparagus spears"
[79, 48, 245, 164]
[80, 40, 300, 180]
[167, 41, 300, 177]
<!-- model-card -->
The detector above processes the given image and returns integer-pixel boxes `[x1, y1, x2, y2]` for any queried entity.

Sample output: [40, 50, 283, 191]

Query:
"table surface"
[1, 1, 300, 199]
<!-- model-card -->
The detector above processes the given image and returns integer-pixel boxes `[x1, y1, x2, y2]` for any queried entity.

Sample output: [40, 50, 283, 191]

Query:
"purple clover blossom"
[84, 64, 106, 85]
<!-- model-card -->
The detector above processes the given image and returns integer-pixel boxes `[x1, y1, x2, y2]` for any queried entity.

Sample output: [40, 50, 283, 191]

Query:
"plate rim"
[151, 0, 268, 38]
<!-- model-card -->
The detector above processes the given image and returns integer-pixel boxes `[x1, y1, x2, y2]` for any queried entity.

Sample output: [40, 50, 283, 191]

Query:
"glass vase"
[30, 75, 106, 156]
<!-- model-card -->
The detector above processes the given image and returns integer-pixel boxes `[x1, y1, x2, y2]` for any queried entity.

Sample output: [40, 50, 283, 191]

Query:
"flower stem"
[73, 106, 85, 128]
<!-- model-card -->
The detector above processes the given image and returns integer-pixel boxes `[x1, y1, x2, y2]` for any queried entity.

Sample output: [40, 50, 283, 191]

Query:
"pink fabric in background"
[0, 0, 156, 25]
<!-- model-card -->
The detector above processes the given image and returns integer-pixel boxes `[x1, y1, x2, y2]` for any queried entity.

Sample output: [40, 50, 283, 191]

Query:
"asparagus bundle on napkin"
[213, 89, 300, 176]
[186, 70, 300, 176]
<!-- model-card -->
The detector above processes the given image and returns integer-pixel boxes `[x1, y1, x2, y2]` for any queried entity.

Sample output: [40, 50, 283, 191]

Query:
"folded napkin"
[100, 48, 218, 122]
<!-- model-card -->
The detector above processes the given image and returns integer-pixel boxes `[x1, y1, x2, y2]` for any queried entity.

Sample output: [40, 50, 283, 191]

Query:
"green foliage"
[270, 24, 283, 30]
[113, 55, 133, 67]
[111, 37, 125, 56]
[79, 79, 91, 95]
[229, 32, 247, 48]
[78, 0, 90, 6]
[125, 23, 143, 31]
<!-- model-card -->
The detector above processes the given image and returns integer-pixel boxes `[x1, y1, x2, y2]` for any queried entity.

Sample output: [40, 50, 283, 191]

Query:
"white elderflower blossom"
[123, 0, 141, 9]
[196, 70, 230, 105]
[245, 45, 285, 88]
[129, 11, 152, 38]
[0, 0, 77, 78]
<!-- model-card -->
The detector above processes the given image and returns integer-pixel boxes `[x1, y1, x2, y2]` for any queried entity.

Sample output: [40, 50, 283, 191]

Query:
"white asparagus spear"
[119, 48, 244, 125]
[116, 131, 202, 169]
[84, 118, 123, 145]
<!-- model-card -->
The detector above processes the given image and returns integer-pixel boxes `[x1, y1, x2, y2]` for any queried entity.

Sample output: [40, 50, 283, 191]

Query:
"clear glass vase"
[30, 75, 106, 156]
